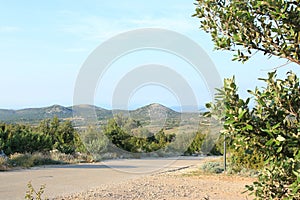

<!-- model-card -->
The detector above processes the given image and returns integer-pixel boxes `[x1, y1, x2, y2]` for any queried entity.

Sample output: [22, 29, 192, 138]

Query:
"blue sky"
[1, 0, 299, 110]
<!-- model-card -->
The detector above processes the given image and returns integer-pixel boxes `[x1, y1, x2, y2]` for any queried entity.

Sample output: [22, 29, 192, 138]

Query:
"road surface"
[0, 156, 205, 200]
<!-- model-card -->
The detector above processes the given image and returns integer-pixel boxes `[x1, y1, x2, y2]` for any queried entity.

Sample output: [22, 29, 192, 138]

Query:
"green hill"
[0, 103, 200, 128]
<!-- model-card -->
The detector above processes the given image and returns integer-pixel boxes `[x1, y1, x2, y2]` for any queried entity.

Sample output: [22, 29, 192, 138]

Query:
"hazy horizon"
[0, 102, 207, 113]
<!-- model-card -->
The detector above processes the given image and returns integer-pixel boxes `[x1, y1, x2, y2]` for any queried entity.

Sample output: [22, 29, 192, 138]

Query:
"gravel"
[53, 167, 255, 200]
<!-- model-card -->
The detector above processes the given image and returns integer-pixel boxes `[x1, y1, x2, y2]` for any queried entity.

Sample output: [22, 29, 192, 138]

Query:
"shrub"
[49, 149, 92, 163]
[0, 156, 8, 171]
[229, 148, 264, 172]
[208, 72, 300, 199]
[25, 181, 46, 200]
[9, 153, 61, 168]
[201, 161, 224, 174]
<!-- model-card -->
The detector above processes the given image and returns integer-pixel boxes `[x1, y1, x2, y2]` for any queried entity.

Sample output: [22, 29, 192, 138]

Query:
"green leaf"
[276, 146, 282, 153]
[224, 119, 236, 125]
[266, 139, 274, 146]
[238, 109, 247, 119]
[272, 122, 281, 129]
[276, 135, 285, 142]
[246, 124, 253, 130]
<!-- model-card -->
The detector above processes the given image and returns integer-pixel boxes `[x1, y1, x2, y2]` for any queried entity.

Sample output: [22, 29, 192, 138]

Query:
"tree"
[185, 130, 206, 155]
[0, 123, 52, 155]
[193, 0, 300, 64]
[38, 117, 82, 154]
[194, 0, 300, 198]
[103, 117, 176, 154]
[54, 120, 76, 154]
[212, 72, 300, 199]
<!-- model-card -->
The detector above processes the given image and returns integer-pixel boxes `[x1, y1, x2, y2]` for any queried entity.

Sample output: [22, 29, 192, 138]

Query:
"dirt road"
[0, 157, 209, 200]
[57, 170, 254, 200]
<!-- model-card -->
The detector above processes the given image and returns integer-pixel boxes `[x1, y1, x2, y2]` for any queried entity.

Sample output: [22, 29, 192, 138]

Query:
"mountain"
[130, 103, 179, 119]
[0, 103, 199, 125]
[128, 103, 179, 124]
[0, 105, 73, 124]
[72, 104, 112, 120]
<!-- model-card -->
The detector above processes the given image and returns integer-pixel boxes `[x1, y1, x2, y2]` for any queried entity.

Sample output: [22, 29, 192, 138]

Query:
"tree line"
[0, 116, 84, 156]
[0, 114, 220, 158]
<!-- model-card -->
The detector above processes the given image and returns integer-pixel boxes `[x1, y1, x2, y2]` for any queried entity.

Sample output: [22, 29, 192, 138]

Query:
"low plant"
[226, 165, 259, 178]
[9, 152, 61, 168]
[201, 161, 224, 174]
[49, 149, 93, 163]
[0, 156, 8, 171]
[25, 181, 46, 200]
[229, 148, 264, 172]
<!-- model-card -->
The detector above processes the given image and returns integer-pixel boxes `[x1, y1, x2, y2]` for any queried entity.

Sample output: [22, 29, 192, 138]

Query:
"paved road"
[0, 156, 205, 200]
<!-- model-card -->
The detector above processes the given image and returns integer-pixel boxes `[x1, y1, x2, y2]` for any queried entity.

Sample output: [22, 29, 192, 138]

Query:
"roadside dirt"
[55, 162, 255, 200]
[0, 157, 255, 200]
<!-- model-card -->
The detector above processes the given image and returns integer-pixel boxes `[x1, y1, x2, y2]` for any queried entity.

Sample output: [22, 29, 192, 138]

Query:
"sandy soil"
[0, 157, 255, 200]
[54, 162, 255, 200]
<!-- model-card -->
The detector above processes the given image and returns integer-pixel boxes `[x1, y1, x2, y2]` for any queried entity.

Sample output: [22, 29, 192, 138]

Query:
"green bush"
[184, 131, 206, 155]
[207, 72, 300, 199]
[229, 148, 264, 172]
[104, 117, 175, 154]
[201, 161, 224, 174]
[0, 117, 85, 156]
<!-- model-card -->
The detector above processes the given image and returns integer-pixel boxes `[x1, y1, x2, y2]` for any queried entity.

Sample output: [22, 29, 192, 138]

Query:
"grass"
[8, 153, 62, 168]
[0, 151, 94, 171]
[226, 166, 259, 177]
[183, 157, 259, 178]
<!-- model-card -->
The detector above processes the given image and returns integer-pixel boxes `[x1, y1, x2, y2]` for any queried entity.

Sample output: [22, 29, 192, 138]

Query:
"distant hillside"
[130, 103, 179, 120]
[0, 105, 73, 124]
[0, 103, 200, 126]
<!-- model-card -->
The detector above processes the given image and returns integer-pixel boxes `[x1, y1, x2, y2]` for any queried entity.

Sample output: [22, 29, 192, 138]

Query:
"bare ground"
[0, 157, 255, 200]
[54, 163, 255, 200]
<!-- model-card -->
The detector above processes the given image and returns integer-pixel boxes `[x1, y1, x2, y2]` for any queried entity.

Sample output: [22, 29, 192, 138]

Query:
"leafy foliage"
[184, 129, 222, 156]
[194, 0, 300, 64]
[195, 1, 300, 198]
[104, 115, 176, 154]
[212, 73, 300, 199]
[0, 117, 84, 155]
[0, 123, 52, 155]
[37, 117, 77, 154]
[185, 131, 206, 155]
[81, 126, 108, 157]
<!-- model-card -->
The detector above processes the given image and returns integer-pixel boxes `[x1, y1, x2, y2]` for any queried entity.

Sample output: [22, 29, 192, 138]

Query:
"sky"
[1, 0, 299, 110]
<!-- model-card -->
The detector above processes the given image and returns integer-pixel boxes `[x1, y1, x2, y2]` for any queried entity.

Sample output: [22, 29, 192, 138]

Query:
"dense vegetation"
[194, 0, 300, 199]
[0, 113, 222, 169]
[104, 116, 176, 153]
[85, 114, 221, 157]
[194, 0, 300, 65]
[185, 128, 222, 156]
[222, 72, 300, 198]
[0, 116, 83, 156]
